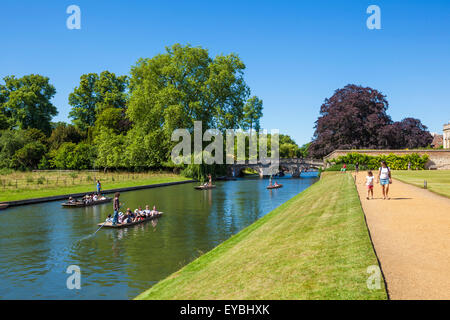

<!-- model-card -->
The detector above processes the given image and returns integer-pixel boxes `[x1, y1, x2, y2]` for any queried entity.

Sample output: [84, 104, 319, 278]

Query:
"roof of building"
[431, 134, 443, 148]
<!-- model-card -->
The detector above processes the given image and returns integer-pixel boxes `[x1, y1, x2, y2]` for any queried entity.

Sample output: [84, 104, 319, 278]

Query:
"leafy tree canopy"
[69, 71, 128, 131]
[0, 74, 57, 135]
[310, 84, 432, 157]
[242, 96, 263, 132]
[47, 122, 85, 150]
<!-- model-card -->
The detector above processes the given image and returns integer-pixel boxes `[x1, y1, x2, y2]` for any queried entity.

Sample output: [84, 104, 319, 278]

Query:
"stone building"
[444, 123, 450, 149]
[431, 133, 443, 148]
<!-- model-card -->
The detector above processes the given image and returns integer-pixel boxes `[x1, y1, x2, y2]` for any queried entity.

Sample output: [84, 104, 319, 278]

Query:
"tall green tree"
[0, 74, 57, 135]
[127, 43, 251, 168]
[242, 96, 263, 133]
[69, 71, 128, 131]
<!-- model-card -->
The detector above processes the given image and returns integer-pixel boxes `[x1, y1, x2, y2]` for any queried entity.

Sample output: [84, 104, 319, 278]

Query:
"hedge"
[327, 152, 429, 170]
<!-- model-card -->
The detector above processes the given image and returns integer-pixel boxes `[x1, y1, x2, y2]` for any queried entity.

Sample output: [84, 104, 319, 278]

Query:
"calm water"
[0, 173, 318, 299]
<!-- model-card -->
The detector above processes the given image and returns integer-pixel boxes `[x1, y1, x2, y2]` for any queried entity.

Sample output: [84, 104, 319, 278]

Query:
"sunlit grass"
[136, 172, 386, 300]
[393, 170, 450, 198]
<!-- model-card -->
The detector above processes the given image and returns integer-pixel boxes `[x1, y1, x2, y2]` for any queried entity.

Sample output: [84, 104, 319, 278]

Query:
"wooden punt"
[194, 185, 216, 190]
[0, 203, 9, 210]
[62, 197, 112, 207]
[97, 213, 163, 228]
[267, 184, 283, 190]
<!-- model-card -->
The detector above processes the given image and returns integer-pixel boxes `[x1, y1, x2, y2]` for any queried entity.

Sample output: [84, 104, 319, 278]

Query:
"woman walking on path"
[378, 161, 392, 200]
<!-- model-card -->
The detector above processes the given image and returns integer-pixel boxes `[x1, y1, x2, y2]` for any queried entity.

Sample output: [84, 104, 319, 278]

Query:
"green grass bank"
[0, 171, 191, 202]
[393, 170, 450, 198]
[136, 173, 387, 300]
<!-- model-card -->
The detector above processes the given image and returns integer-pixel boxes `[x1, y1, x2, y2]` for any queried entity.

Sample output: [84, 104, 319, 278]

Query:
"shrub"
[327, 152, 429, 170]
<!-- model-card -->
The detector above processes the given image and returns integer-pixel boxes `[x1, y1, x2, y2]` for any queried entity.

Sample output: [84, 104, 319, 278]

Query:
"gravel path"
[354, 172, 450, 300]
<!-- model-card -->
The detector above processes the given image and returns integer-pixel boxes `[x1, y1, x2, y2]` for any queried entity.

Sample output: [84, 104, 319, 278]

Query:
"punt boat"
[62, 197, 112, 207]
[97, 212, 163, 228]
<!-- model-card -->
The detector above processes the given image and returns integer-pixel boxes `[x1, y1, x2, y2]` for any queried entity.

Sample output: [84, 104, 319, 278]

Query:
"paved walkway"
[354, 172, 450, 300]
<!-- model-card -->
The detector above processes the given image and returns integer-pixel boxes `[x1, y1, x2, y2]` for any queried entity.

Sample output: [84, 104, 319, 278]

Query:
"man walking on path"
[355, 172, 450, 299]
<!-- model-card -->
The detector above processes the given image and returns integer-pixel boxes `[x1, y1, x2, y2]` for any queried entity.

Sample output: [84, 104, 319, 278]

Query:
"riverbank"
[354, 172, 450, 300]
[136, 172, 386, 300]
[393, 170, 450, 198]
[0, 172, 191, 202]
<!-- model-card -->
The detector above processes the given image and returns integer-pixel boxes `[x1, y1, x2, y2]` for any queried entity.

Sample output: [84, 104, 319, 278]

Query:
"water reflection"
[0, 173, 318, 299]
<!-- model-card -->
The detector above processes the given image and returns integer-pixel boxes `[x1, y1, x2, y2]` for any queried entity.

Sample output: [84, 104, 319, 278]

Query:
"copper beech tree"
[309, 84, 432, 158]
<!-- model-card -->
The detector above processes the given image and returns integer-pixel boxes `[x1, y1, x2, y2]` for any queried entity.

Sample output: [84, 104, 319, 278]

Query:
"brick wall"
[323, 150, 450, 170]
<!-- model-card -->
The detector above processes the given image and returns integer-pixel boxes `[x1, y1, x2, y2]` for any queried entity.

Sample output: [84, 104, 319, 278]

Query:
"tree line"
[0, 44, 307, 175]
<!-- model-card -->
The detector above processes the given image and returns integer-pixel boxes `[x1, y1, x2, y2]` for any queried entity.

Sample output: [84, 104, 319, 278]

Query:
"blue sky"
[1, 0, 449, 145]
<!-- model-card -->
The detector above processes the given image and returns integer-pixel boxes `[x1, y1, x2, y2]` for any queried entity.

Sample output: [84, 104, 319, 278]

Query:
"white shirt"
[366, 176, 374, 186]
[380, 167, 390, 180]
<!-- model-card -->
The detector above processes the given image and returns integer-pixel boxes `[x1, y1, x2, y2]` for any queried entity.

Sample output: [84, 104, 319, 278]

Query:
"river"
[0, 173, 318, 299]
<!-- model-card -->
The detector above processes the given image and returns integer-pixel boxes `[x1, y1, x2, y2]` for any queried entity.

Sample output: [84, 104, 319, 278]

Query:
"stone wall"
[323, 149, 450, 170]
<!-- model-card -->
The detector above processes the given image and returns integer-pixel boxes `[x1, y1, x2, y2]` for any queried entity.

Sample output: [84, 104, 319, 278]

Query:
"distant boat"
[194, 185, 216, 190]
[267, 184, 283, 190]
[62, 197, 112, 207]
[0, 203, 9, 210]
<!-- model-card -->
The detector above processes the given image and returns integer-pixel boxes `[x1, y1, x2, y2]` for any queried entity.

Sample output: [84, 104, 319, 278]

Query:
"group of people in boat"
[67, 193, 107, 204]
[268, 176, 280, 187]
[105, 205, 159, 225]
[202, 174, 213, 187]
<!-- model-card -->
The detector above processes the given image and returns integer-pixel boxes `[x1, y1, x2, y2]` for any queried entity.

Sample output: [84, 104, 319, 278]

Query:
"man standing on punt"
[112, 192, 120, 225]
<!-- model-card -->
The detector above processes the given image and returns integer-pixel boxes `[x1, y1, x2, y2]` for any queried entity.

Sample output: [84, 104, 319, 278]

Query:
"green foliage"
[0, 74, 58, 135]
[47, 123, 84, 150]
[69, 71, 128, 131]
[0, 129, 47, 169]
[328, 152, 429, 170]
[242, 96, 263, 132]
[50, 142, 96, 170]
[37, 177, 45, 185]
[298, 142, 311, 158]
[95, 107, 129, 134]
[12, 141, 46, 169]
[95, 129, 127, 169]
[127, 43, 250, 168]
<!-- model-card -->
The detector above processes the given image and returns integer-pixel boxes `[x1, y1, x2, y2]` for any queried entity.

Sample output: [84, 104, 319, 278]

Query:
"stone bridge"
[229, 158, 324, 178]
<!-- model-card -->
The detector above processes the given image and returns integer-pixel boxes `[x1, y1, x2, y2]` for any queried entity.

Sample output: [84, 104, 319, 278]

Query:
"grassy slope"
[0, 175, 191, 202]
[136, 173, 386, 300]
[394, 170, 450, 198]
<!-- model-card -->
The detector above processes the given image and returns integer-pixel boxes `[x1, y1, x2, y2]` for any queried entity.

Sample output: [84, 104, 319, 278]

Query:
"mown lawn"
[0, 171, 191, 202]
[136, 172, 387, 300]
[394, 170, 450, 198]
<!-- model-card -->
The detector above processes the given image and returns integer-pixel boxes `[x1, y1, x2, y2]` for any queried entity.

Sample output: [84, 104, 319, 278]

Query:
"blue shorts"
[380, 178, 390, 186]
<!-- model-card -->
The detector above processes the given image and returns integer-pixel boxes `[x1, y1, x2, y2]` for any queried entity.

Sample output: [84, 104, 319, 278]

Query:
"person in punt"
[144, 205, 151, 217]
[105, 214, 113, 223]
[68, 196, 75, 204]
[118, 212, 124, 224]
[151, 205, 158, 217]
